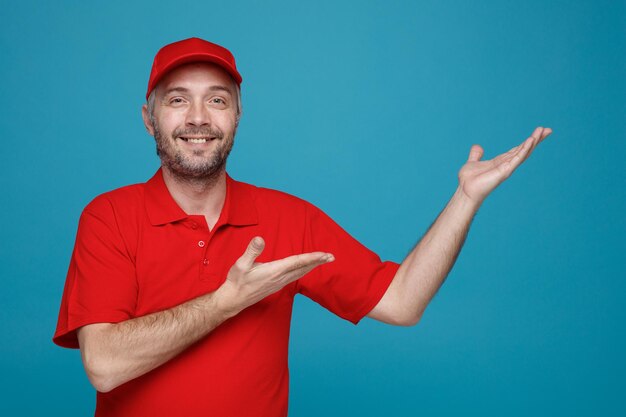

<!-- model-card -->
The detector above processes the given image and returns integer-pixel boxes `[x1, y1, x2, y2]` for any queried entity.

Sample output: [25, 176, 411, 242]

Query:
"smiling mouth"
[179, 137, 216, 144]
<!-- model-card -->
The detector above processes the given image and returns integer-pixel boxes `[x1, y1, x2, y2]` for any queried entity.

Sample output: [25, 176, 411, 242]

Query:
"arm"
[78, 237, 334, 393]
[79, 288, 230, 393]
[368, 126, 553, 325]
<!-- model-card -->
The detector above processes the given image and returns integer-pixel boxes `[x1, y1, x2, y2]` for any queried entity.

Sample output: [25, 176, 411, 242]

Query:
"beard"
[153, 123, 235, 182]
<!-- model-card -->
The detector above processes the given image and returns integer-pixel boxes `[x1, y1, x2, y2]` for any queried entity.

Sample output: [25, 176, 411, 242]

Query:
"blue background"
[1, 0, 624, 415]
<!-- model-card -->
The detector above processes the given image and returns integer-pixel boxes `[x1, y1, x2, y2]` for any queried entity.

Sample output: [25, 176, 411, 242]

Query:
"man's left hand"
[457, 126, 553, 206]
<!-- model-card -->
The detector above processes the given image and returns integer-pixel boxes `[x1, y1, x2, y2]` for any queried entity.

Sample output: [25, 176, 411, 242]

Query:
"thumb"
[239, 236, 265, 269]
[467, 144, 484, 162]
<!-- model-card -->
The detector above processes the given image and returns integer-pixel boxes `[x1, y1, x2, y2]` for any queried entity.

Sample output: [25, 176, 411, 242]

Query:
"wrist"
[451, 186, 482, 215]
[212, 282, 243, 320]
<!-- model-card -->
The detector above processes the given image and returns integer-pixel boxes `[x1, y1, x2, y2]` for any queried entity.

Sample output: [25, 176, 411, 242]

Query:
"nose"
[185, 100, 211, 127]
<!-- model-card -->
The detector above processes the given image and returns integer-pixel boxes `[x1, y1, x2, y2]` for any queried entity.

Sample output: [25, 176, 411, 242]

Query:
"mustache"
[172, 127, 224, 139]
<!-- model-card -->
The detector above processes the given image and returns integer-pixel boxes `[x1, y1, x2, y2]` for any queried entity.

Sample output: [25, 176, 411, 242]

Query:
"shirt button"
[203, 258, 209, 266]
[198, 240, 205, 248]
[190, 222, 198, 230]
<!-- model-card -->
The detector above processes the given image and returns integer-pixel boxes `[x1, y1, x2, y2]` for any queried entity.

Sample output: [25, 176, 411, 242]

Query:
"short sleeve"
[296, 202, 400, 325]
[53, 197, 138, 348]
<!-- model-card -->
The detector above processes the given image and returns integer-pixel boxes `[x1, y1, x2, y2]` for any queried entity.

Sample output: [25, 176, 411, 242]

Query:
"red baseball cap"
[146, 37, 242, 100]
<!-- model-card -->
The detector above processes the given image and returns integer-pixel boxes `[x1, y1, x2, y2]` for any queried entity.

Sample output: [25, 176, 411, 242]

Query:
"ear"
[141, 104, 155, 136]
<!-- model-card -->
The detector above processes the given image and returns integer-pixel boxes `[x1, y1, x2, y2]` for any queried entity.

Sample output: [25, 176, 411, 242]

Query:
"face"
[142, 62, 239, 181]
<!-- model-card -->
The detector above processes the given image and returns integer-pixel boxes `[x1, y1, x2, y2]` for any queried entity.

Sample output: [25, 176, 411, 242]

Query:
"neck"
[161, 166, 227, 229]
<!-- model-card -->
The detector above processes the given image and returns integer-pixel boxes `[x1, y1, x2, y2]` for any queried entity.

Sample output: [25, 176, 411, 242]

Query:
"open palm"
[458, 126, 553, 205]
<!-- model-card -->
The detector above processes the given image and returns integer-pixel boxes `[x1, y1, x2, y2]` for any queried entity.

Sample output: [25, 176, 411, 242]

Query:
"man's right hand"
[77, 236, 332, 392]
[217, 236, 334, 315]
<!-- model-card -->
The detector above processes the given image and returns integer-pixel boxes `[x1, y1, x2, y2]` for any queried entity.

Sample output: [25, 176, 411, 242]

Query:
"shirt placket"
[188, 216, 220, 282]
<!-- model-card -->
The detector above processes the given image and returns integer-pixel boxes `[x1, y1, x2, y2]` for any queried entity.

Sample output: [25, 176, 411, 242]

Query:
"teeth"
[183, 138, 210, 143]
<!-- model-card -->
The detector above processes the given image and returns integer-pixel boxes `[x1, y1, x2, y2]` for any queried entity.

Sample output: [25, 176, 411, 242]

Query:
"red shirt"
[53, 168, 399, 417]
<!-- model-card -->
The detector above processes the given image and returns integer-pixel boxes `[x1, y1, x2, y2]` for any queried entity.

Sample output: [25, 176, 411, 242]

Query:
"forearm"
[80, 286, 239, 392]
[394, 186, 480, 322]
[78, 235, 333, 392]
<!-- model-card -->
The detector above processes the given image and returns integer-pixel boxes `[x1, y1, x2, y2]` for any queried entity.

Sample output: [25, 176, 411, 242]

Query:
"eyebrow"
[162, 85, 233, 96]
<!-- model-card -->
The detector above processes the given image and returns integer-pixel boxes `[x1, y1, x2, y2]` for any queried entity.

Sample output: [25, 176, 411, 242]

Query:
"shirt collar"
[144, 168, 258, 227]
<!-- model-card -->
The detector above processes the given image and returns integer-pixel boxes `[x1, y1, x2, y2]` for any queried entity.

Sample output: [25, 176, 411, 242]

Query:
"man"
[53, 37, 552, 416]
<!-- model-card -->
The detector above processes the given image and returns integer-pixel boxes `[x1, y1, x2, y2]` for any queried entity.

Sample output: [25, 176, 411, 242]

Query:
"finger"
[492, 142, 524, 164]
[522, 126, 552, 163]
[495, 126, 551, 167]
[467, 144, 484, 162]
[237, 236, 266, 269]
[500, 127, 541, 163]
[529, 125, 550, 151]
[498, 136, 534, 173]
[264, 251, 334, 278]
[536, 126, 552, 146]
[280, 261, 329, 284]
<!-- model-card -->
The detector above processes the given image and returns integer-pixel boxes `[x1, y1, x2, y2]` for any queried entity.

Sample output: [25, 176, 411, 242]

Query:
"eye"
[167, 97, 187, 105]
[211, 98, 226, 104]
